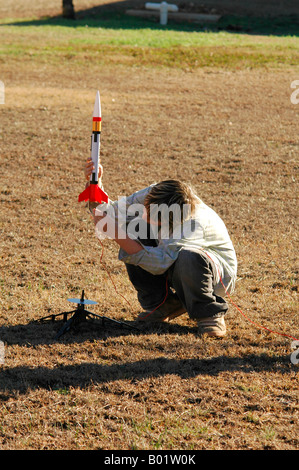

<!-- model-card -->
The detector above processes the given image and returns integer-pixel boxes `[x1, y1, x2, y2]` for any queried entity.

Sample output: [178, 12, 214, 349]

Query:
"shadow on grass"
[0, 318, 294, 395]
[1, 2, 299, 37]
[0, 317, 195, 346]
[0, 353, 292, 395]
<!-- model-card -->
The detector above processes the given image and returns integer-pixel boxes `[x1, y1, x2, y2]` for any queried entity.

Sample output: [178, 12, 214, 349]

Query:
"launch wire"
[98, 239, 298, 342]
[203, 250, 299, 342]
[219, 278, 298, 342]
[98, 238, 133, 311]
[98, 238, 170, 318]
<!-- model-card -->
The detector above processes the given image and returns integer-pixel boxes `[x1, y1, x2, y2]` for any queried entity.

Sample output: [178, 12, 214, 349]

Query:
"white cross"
[145, 2, 179, 25]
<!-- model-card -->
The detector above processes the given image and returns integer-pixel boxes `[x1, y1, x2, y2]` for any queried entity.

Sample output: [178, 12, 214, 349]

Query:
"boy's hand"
[84, 158, 103, 183]
[85, 158, 94, 181]
[92, 208, 104, 226]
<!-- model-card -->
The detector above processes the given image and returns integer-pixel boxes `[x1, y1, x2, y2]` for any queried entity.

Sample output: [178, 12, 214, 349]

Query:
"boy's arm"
[93, 212, 143, 255]
[85, 159, 150, 255]
[114, 234, 144, 255]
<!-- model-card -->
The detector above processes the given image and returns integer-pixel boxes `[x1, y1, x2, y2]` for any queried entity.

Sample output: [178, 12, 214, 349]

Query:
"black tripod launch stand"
[35, 290, 139, 340]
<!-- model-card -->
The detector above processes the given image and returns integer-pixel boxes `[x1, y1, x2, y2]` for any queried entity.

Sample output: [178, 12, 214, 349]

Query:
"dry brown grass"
[0, 1, 298, 451]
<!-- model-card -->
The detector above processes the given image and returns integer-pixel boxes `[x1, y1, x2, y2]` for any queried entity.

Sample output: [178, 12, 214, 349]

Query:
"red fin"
[90, 184, 108, 203]
[78, 185, 108, 204]
[78, 186, 90, 202]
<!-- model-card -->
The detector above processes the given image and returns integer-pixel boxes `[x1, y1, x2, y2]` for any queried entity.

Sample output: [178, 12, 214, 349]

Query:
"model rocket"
[78, 91, 108, 207]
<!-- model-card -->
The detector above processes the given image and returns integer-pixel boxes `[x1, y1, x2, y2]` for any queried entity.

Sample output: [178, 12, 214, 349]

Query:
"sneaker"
[137, 295, 186, 322]
[197, 316, 226, 338]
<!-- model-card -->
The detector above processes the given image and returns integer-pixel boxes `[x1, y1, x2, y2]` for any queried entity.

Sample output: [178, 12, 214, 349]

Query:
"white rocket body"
[91, 90, 101, 185]
[78, 90, 108, 205]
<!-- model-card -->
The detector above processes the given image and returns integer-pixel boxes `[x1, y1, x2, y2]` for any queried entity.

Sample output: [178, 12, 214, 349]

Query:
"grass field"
[0, 0, 298, 451]
[1, 10, 299, 68]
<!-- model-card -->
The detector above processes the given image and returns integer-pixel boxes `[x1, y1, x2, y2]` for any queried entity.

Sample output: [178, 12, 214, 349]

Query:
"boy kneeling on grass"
[85, 158, 237, 338]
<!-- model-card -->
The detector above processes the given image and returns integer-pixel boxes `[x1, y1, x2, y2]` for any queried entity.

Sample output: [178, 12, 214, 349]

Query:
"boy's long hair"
[144, 180, 197, 230]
